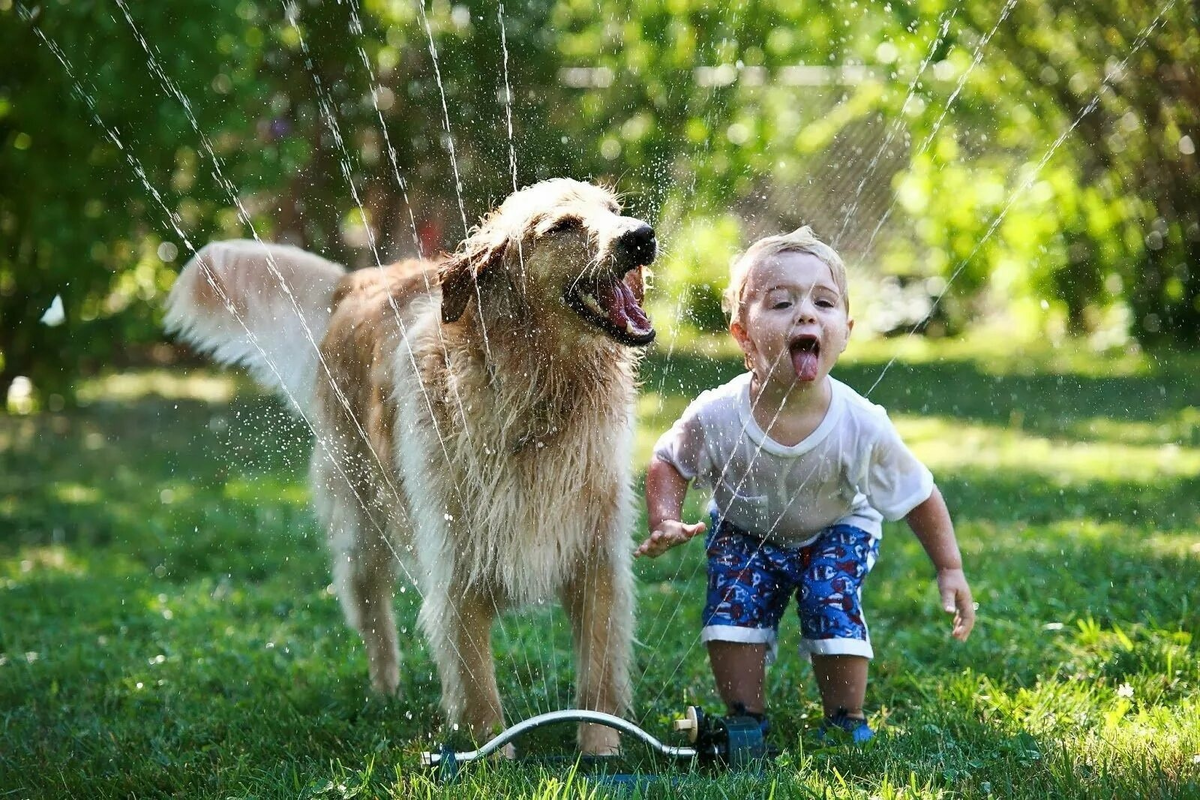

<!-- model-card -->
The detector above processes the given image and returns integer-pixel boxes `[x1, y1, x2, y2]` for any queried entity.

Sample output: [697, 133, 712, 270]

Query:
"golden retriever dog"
[164, 179, 657, 754]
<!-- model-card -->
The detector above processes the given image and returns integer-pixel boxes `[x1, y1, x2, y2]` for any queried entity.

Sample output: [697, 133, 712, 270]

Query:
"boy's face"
[731, 251, 853, 389]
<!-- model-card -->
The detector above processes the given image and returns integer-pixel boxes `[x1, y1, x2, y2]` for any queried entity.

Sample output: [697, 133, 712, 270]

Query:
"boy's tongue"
[791, 346, 820, 381]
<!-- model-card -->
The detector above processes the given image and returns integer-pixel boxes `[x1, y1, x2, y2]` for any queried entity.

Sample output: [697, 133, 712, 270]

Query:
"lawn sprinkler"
[671, 704, 768, 768]
[421, 706, 767, 784]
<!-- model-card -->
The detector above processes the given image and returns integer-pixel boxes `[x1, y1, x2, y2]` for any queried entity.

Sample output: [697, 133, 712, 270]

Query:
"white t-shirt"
[653, 373, 933, 545]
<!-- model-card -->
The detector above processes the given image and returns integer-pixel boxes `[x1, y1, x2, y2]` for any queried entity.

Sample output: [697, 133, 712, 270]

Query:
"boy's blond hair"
[722, 226, 849, 329]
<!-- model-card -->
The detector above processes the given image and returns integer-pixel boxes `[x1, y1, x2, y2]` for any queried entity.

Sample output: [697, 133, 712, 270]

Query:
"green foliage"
[937, 0, 1200, 343]
[650, 212, 742, 334]
[2, 1, 1197, 403]
[1, 1, 289, 399]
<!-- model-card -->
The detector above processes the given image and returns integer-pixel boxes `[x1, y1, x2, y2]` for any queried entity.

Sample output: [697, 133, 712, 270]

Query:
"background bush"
[3, 0, 1197, 404]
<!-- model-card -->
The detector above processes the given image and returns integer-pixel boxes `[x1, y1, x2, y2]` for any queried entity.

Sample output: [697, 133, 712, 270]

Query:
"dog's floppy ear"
[439, 229, 508, 324]
[439, 254, 475, 324]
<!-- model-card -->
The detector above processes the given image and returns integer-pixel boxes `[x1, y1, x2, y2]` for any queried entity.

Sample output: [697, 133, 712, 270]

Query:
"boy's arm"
[635, 457, 707, 558]
[905, 485, 975, 641]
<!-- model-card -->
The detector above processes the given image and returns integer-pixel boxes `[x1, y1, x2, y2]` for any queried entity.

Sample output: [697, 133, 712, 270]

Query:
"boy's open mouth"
[789, 335, 821, 381]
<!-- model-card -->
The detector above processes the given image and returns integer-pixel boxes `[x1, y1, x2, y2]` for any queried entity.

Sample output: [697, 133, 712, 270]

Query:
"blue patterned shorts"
[700, 516, 879, 661]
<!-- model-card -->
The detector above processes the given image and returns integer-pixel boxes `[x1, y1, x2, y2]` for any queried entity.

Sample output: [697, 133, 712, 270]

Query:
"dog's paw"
[477, 743, 516, 761]
[578, 723, 621, 756]
[369, 664, 401, 697]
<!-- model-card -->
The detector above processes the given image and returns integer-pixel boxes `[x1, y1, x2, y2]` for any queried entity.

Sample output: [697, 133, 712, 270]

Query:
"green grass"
[2, 338, 1199, 798]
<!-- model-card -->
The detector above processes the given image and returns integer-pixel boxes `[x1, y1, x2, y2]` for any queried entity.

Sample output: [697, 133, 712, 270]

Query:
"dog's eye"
[544, 218, 578, 235]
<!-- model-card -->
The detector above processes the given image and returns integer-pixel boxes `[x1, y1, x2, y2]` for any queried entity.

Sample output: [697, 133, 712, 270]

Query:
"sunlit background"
[4, 0, 1197, 405]
[2, 1, 1198, 797]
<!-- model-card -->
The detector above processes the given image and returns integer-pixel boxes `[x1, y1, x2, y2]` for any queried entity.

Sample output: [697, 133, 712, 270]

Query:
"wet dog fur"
[165, 179, 657, 753]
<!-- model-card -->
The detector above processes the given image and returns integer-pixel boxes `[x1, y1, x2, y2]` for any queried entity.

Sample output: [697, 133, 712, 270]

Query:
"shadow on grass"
[2, 353, 1198, 797]
[631, 521, 1200, 798]
[937, 470, 1200, 532]
[633, 519, 1200, 698]
[0, 395, 316, 578]
[643, 349, 1200, 445]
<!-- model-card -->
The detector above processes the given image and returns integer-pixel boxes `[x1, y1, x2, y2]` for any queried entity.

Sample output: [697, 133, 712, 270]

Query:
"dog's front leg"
[561, 547, 633, 755]
[421, 588, 505, 744]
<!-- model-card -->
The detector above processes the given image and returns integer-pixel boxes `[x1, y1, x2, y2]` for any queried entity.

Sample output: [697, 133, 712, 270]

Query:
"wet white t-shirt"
[653, 373, 933, 545]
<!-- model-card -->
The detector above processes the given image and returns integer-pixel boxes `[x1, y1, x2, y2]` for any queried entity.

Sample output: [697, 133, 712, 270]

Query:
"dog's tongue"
[597, 275, 652, 335]
[792, 347, 820, 381]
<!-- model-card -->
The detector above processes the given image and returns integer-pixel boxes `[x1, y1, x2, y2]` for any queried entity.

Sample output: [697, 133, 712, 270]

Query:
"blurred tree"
[1, 1, 283, 402]
[963, 0, 1199, 346]
[3, 0, 1196, 406]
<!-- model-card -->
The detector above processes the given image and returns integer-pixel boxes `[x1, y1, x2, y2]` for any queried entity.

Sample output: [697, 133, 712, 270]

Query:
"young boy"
[636, 227, 974, 742]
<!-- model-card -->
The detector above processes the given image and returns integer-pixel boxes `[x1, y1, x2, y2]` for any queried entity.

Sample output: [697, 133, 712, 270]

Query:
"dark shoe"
[727, 703, 779, 759]
[816, 709, 874, 745]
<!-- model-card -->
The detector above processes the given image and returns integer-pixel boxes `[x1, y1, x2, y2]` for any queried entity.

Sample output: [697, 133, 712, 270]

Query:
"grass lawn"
[2, 336, 1198, 798]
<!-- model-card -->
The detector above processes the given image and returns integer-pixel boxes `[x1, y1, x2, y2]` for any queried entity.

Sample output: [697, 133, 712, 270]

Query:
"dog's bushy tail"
[164, 240, 346, 417]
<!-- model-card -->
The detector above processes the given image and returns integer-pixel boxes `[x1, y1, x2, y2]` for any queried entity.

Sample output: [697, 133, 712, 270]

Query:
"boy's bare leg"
[810, 654, 868, 717]
[707, 641, 767, 715]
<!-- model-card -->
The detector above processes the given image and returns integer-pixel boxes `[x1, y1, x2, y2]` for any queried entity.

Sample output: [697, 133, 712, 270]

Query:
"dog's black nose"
[618, 223, 657, 266]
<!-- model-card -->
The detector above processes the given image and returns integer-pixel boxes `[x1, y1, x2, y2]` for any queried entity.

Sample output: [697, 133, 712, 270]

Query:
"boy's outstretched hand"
[635, 520, 707, 558]
[937, 567, 975, 641]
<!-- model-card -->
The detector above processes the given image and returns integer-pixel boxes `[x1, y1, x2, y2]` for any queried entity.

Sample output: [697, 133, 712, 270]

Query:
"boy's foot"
[816, 710, 874, 745]
[727, 704, 781, 759]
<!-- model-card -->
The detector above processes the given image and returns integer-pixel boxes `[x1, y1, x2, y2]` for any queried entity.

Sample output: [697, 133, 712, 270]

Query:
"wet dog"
[165, 179, 656, 753]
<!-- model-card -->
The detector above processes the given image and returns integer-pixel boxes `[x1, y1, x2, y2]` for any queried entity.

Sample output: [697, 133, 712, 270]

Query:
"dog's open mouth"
[566, 269, 656, 346]
[789, 335, 821, 381]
